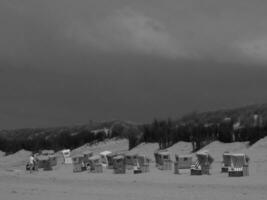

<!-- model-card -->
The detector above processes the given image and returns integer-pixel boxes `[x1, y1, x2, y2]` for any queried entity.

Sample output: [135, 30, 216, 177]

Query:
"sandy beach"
[0, 165, 267, 200]
[1, 138, 267, 200]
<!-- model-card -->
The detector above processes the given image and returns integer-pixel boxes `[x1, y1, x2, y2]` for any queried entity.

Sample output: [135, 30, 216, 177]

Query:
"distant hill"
[141, 103, 267, 151]
[1, 103, 267, 154]
[179, 103, 267, 125]
[0, 120, 140, 154]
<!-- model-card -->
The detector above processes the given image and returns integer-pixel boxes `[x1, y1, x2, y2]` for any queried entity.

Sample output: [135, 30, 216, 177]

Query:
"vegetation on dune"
[140, 104, 267, 151]
[1, 104, 267, 154]
[0, 120, 139, 154]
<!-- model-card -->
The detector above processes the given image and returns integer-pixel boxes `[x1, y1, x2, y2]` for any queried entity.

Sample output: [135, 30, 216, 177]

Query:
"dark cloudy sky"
[1, 0, 267, 129]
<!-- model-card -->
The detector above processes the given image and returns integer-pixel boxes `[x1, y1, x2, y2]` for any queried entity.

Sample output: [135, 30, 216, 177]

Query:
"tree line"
[0, 121, 133, 154]
[139, 116, 267, 152]
[1, 106, 267, 154]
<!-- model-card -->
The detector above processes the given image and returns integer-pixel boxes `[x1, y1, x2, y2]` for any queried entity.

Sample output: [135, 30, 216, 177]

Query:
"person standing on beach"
[29, 154, 34, 173]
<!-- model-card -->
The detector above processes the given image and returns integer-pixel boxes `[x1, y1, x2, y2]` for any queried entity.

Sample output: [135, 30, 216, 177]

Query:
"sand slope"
[0, 139, 267, 200]
[129, 143, 159, 161]
[167, 142, 193, 160]
[0, 166, 267, 200]
[248, 136, 267, 160]
[0, 151, 5, 157]
[71, 139, 129, 156]
[0, 150, 31, 170]
[244, 137, 267, 174]
[198, 141, 249, 161]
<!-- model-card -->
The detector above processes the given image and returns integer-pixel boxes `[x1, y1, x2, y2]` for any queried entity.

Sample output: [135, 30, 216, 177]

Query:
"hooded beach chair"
[133, 155, 150, 174]
[106, 152, 118, 169]
[61, 149, 72, 164]
[221, 152, 232, 173]
[37, 155, 53, 171]
[228, 153, 249, 177]
[137, 155, 150, 173]
[154, 150, 172, 170]
[113, 155, 126, 174]
[174, 155, 192, 174]
[72, 154, 86, 172]
[191, 151, 213, 175]
[88, 155, 103, 173]
[83, 150, 93, 169]
[125, 153, 138, 170]
[100, 151, 112, 168]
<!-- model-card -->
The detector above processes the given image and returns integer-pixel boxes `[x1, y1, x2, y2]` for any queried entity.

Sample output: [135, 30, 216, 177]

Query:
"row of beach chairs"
[72, 151, 150, 174]
[28, 149, 249, 177]
[154, 150, 249, 177]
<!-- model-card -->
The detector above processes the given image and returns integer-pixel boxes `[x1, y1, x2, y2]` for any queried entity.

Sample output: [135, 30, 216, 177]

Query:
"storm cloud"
[1, 0, 267, 128]
[1, 0, 267, 65]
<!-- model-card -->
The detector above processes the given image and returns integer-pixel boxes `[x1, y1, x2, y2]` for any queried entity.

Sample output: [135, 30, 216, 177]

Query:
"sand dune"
[71, 139, 129, 156]
[167, 142, 193, 160]
[0, 139, 267, 200]
[0, 151, 5, 157]
[243, 137, 267, 174]
[0, 149, 31, 170]
[0, 164, 267, 200]
[249, 136, 267, 152]
[197, 141, 249, 162]
[128, 143, 159, 161]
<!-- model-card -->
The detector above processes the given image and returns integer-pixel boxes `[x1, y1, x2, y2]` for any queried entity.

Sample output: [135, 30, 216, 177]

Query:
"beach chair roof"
[222, 153, 232, 160]
[72, 154, 84, 158]
[155, 150, 170, 156]
[125, 152, 138, 157]
[175, 154, 192, 158]
[230, 153, 248, 166]
[155, 149, 168, 153]
[83, 150, 93, 155]
[89, 155, 101, 161]
[137, 154, 147, 158]
[37, 155, 49, 161]
[230, 153, 246, 157]
[106, 152, 117, 157]
[100, 151, 112, 156]
[61, 149, 70, 153]
[41, 150, 55, 155]
[196, 150, 210, 156]
[223, 152, 233, 156]
[113, 155, 125, 160]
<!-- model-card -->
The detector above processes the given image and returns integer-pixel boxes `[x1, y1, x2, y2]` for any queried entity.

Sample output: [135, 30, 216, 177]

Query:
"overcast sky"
[1, 0, 267, 129]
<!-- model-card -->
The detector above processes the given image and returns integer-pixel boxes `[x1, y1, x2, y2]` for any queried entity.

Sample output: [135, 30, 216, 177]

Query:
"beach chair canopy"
[156, 150, 170, 159]
[89, 155, 101, 166]
[107, 152, 117, 158]
[100, 151, 112, 156]
[99, 151, 111, 165]
[222, 152, 232, 166]
[126, 152, 138, 157]
[113, 155, 125, 168]
[125, 153, 138, 160]
[38, 155, 49, 161]
[196, 151, 214, 165]
[37, 155, 53, 169]
[41, 150, 55, 156]
[137, 155, 149, 165]
[175, 154, 192, 161]
[113, 155, 125, 161]
[61, 149, 71, 157]
[230, 153, 248, 167]
[72, 154, 84, 163]
[106, 152, 117, 165]
[83, 150, 93, 157]
[89, 155, 101, 161]
[49, 154, 57, 159]
[125, 153, 138, 165]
